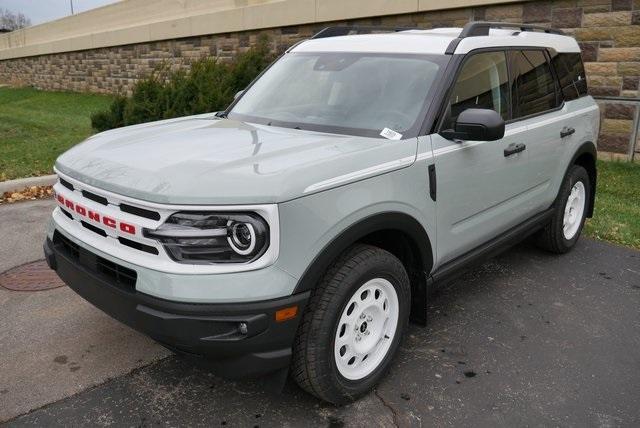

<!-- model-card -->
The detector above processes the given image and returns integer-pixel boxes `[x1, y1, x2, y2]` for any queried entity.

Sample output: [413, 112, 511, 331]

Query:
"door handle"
[504, 143, 526, 157]
[560, 127, 575, 138]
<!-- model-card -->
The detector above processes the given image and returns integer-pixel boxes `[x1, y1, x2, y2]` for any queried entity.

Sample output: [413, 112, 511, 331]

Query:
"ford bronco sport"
[44, 22, 599, 404]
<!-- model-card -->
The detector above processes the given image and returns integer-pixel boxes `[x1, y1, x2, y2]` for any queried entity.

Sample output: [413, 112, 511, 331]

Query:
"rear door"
[506, 49, 566, 214]
[431, 50, 533, 266]
[544, 51, 596, 204]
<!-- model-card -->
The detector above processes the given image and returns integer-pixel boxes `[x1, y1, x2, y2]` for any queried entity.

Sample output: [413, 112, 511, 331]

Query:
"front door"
[432, 50, 533, 267]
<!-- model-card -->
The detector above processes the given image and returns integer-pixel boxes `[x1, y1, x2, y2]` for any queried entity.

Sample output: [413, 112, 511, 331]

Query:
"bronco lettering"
[55, 192, 136, 235]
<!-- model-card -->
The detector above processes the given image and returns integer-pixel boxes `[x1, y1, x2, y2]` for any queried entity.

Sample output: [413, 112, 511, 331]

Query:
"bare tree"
[0, 8, 31, 32]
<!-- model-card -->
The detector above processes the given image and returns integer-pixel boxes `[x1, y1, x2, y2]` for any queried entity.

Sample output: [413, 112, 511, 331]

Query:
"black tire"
[291, 244, 411, 404]
[536, 165, 591, 254]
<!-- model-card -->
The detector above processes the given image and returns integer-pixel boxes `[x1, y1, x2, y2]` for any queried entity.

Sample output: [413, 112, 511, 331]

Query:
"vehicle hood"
[55, 114, 417, 205]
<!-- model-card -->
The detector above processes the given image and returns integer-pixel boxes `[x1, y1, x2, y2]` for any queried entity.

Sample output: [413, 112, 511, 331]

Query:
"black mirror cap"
[440, 108, 505, 141]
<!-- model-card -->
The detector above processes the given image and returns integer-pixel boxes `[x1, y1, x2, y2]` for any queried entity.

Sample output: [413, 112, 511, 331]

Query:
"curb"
[0, 175, 57, 194]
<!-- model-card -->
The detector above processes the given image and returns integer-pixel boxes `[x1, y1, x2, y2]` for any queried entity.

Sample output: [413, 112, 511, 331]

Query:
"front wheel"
[291, 244, 410, 404]
[536, 165, 591, 253]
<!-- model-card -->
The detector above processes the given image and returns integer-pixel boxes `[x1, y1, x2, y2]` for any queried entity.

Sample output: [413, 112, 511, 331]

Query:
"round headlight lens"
[227, 222, 256, 255]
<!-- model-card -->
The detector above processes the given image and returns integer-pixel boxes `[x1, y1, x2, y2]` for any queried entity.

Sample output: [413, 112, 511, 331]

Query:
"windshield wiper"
[214, 111, 228, 118]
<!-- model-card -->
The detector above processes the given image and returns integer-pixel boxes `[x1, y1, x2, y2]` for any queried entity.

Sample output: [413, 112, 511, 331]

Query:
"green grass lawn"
[0, 87, 113, 181]
[584, 160, 640, 250]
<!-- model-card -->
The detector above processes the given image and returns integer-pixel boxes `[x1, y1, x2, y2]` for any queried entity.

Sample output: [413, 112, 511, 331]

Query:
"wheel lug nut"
[360, 314, 366, 319]
[366, 315, 372, 322]
[364, 330, 370, 336]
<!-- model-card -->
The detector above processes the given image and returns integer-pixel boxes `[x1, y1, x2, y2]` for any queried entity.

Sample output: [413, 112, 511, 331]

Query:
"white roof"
[292, 27, 581, 55]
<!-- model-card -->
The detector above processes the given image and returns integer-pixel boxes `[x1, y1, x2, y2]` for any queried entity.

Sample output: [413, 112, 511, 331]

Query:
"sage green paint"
[55, 113, 416, 205]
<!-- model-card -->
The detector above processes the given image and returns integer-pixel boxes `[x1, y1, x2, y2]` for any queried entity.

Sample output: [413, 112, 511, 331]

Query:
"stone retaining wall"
[0, 0, 638, 155]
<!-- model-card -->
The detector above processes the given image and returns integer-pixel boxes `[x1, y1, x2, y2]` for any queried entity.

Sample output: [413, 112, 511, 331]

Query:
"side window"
[550, 52, 588, 101]
[447, 51, 509, 126]
[510, 50, 559, 118]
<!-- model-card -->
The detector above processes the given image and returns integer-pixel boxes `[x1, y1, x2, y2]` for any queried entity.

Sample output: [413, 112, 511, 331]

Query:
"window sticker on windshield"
[380, 128, 403, 140]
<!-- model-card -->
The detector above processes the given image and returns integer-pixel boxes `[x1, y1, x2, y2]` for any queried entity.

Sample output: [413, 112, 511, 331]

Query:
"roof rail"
[459, 21, 565, 37]
[311, 26, 418, 39]
[445, 21, 565, 54]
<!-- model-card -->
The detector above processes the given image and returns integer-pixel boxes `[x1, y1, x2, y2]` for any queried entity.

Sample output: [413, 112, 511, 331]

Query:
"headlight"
[144, 212, 269, 264]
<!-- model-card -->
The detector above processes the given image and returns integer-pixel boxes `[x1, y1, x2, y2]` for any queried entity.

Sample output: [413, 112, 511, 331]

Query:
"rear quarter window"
[550, 52, 588, 101]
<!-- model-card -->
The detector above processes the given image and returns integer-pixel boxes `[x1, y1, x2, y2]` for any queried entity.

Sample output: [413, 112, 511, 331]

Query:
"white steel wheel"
[334, 278, 399, 381]
[563, 181, 586, 240]
[292, 244, 410, 404]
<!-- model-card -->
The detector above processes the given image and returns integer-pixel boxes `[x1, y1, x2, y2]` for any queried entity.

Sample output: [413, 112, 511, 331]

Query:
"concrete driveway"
[1, 199, 639, 427]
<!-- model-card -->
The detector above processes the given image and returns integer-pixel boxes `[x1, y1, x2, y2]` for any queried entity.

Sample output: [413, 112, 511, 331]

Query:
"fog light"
[239, 322, 248, 335]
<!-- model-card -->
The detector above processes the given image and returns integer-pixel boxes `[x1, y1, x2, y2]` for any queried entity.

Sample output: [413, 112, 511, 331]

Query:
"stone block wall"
[0, 0, 638, 156]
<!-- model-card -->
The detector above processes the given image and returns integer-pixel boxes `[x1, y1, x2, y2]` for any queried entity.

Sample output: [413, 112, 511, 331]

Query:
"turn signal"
[275, 306, 298, 322]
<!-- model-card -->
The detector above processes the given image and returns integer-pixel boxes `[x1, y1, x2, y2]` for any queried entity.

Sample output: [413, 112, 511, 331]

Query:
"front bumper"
[44, 234, 309, 377]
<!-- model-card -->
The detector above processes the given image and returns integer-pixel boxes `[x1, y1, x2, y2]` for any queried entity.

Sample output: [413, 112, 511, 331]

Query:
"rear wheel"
[292, 244, 410, 404]
[537, 165, 590, 253]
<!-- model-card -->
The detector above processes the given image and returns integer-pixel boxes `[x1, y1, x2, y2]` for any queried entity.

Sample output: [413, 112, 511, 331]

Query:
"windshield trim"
[226, 113, 388, 139]
[226, 51, 450, 139]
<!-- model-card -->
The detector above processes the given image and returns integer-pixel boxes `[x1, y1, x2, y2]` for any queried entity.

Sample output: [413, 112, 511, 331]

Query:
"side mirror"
[440, 108, 505, 142]
[234, 90, 245, 100]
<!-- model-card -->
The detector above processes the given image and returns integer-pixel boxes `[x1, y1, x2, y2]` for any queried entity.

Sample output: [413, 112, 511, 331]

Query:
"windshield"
[228, 52, 445, 138]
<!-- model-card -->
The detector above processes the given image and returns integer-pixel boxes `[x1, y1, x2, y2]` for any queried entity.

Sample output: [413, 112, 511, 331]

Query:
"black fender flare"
[567, 141, 597, 217]
[292, 212, 434, 294]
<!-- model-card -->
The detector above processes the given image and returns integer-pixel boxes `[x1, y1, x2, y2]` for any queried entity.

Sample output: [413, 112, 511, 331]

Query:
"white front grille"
[52, 169, 280, 275]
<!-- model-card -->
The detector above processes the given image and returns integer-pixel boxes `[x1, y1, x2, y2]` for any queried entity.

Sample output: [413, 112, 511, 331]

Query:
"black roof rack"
[309, 22, 565, 55]
[311, 22, 562, 41]
[311, 26, 418, 39]
[445, 21, 565, 54]
[459, 21, 565, 37]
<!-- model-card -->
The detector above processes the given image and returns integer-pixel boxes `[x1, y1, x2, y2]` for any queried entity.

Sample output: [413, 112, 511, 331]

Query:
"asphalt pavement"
[0, 200, 170, 422]
[1, 199, 639, 427]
